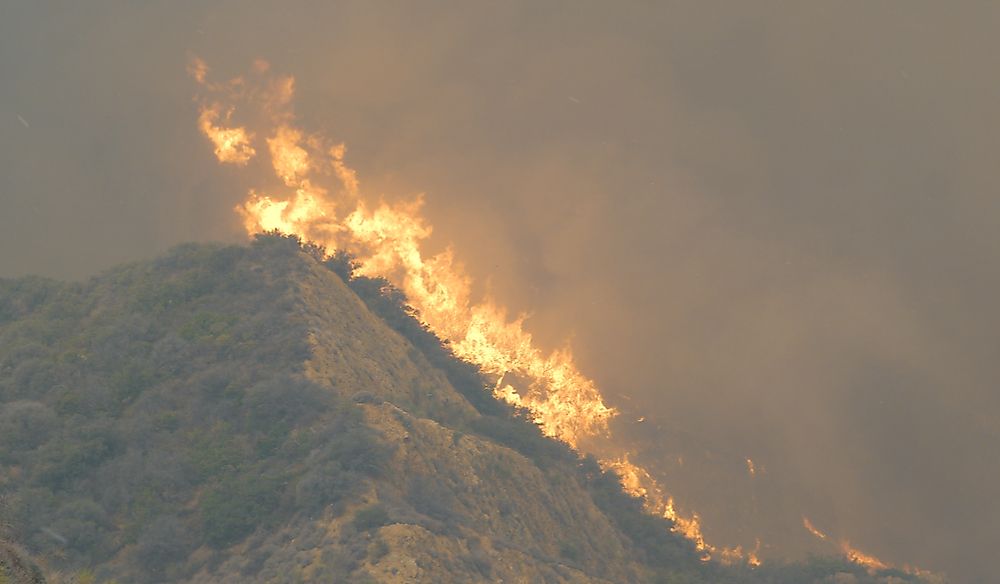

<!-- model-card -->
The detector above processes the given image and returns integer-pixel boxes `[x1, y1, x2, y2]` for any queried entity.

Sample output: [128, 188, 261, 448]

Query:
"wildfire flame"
[842, 543, 890, 572]
[192, 57, 614, 448]
[190, 58, 917, 574]
[802, 516, 891, 572]
[606, 456, 760, 564]
[802, 516, 829, 541]
[197, 104, 255, 165]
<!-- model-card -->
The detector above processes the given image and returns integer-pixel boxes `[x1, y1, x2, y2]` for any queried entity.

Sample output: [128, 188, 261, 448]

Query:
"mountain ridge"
[0, 234, 942, 583]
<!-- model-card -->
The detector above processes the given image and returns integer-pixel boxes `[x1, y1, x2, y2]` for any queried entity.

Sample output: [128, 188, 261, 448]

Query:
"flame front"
[802, 516, 892, 573]
[802, 516, 829, 541]
[191, 59, 917, 573]
[193, 59, 613, 448]
[842, 543, 890, 572]
[606, 456, 759, 564]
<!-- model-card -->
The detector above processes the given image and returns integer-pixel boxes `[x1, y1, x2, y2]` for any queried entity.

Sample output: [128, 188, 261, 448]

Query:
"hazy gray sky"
[2, 2, 998, 581]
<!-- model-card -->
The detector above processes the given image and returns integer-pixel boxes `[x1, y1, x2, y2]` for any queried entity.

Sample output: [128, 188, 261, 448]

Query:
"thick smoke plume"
[3, 3, 998, 581]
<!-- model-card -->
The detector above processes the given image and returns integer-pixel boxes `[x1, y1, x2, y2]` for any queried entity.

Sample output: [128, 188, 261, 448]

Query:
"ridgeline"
[0, 235, 941, 583]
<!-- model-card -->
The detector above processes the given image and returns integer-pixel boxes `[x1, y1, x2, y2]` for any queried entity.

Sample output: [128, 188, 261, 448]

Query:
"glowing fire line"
[190, 58, 920, 572]
[192, 56, 615, 449]
[606, 456, 760, 565]
[802, 516, 890, 572]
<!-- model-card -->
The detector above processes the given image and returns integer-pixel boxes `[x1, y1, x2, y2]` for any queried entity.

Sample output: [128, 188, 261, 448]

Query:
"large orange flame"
[194, 58, 613, 448]
[197, 104, 255, 165]
[191, 59, 921, 573]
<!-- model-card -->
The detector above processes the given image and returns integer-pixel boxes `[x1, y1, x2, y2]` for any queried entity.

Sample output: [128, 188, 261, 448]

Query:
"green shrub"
[184, 424, 247, 481]
[133, 514, 191, 572]
[469, 413, 574, 468]
[33, 422, 122, 489]
[352, 504, 390, 531]
[200, 474, 281, 548]
[0, 401, 57, 457]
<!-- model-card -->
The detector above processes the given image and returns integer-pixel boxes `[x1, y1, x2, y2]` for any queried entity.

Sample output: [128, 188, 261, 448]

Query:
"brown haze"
[2, 2, 998, 582]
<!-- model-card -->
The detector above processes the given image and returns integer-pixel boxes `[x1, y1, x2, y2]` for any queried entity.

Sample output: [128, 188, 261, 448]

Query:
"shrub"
[133, 514, 191, 573]
[352, 505, 390, 531]
[407, 475, 459, 524]
[200, 474, 281, 548]
[184, 424, 246, 481]
[244, 376, 333, 435]
[49, 498, 114, 561]
[33, 421, 122, 489]
[293, 462, 360, 514]
[0, 401, 57, 456]
[469, 413, 573, 468]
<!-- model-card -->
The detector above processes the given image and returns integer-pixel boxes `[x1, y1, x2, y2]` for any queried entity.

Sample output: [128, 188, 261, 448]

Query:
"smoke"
[193, 59, 617, 450]
[2, 2, 999, 581]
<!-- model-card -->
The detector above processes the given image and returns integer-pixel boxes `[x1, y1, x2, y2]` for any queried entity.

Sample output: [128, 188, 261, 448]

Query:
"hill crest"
[0, 235, 942, 584]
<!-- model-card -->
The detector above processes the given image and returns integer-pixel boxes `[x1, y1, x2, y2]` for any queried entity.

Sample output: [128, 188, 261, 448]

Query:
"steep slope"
[297, 256, 643, 582]
[0, 235, 942, 584]
[0, 237, 661, 583]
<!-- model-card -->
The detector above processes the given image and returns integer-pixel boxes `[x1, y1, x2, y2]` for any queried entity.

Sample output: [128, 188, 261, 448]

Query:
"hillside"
[0, 235, 941, 583]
